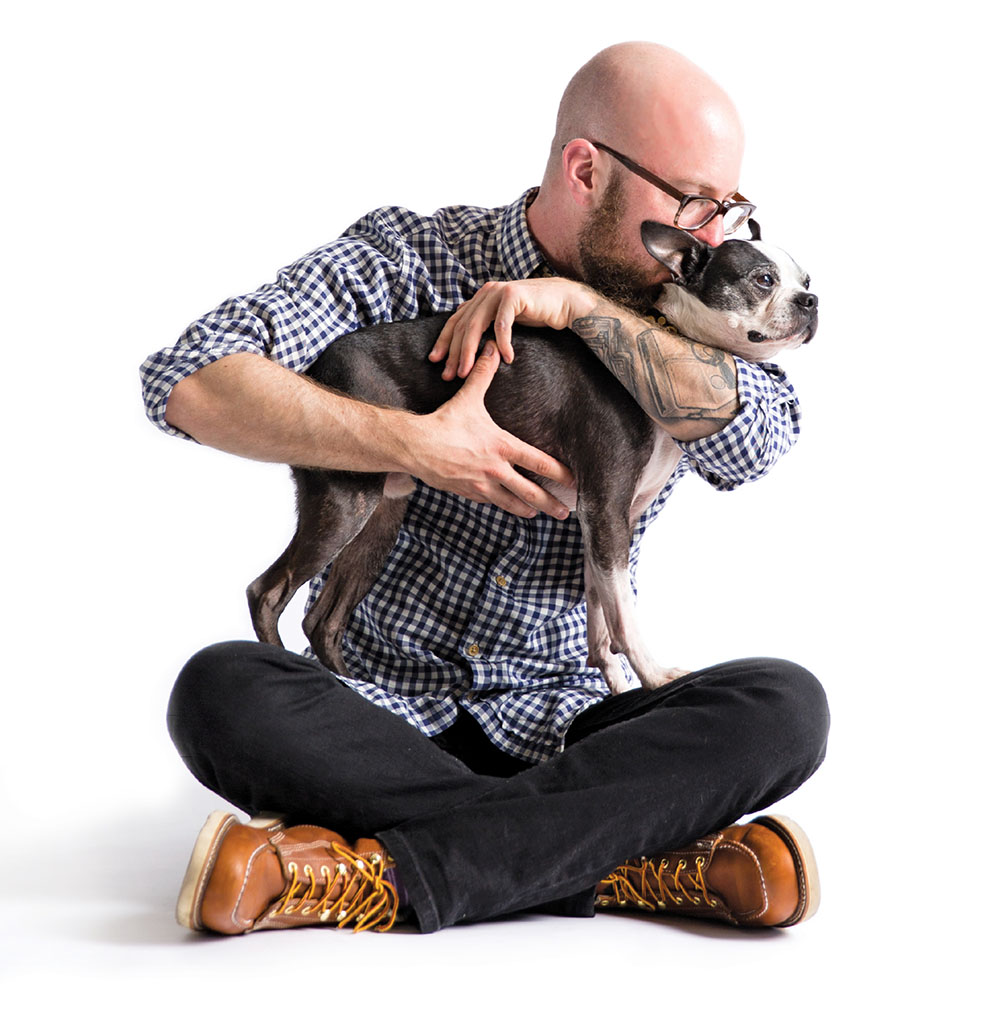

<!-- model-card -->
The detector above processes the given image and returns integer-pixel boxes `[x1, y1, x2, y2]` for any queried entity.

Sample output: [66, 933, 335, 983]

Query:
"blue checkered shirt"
[140, 188, 801, 763]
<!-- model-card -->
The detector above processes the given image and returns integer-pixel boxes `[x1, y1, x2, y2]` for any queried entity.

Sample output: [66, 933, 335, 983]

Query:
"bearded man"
[141, 41, 829, 936]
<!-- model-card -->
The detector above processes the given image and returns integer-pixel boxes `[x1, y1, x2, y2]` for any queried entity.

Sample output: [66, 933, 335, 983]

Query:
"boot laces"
[599, 855, 718, 911]
[279, 842, 399, 932]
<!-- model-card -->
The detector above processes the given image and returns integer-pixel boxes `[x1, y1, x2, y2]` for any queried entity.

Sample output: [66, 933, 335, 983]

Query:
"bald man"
[146, 43, 829, 936]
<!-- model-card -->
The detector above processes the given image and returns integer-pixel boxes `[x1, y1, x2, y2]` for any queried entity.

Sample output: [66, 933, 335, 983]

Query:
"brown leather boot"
[596, 815, 819, 927]
[176, 811, 399, 935]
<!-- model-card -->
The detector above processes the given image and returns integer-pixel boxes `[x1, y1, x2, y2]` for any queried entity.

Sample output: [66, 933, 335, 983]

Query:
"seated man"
[141, 41, 829, 935]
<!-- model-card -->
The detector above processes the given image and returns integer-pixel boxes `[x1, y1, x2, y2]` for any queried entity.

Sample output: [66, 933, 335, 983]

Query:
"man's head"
[528, 43, 746, 311]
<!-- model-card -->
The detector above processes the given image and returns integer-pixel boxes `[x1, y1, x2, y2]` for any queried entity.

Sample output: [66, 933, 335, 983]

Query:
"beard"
[576, 170, 660, 315]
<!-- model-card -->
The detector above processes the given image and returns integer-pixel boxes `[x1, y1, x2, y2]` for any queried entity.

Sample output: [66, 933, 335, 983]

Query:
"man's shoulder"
[340, 200, 502, 248]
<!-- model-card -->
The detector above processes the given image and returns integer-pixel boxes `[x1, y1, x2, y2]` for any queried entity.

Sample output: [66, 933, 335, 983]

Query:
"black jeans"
[167, 641, 829, 933]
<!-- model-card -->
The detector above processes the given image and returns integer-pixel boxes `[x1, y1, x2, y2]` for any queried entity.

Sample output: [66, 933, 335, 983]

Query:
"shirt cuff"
[676, 357, 800, 490]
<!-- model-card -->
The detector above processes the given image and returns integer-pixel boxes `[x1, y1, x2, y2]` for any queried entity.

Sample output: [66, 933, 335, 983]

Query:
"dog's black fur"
[247, 316, 655, 677]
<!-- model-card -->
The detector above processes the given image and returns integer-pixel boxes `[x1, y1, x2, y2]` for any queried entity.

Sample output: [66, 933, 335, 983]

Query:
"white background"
[2, 0, 995, 1005]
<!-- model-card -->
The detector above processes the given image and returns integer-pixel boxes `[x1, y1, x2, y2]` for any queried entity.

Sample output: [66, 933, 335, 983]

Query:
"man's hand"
[428, 278, 599, 380]
[404, 341, 574, 519]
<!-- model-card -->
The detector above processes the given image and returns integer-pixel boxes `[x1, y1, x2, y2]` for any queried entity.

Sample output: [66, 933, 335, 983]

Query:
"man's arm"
[568, 302, 739, 443]
[164, 345, 574, 520]
[429, 278, 739, 442]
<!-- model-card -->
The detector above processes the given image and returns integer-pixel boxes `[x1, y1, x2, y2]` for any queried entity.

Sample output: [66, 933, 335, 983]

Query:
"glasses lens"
[675, 198, 718, 230]
[722, 205, 753, 234]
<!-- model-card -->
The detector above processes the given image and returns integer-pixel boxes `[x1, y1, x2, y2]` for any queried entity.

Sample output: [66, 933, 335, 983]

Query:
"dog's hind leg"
[302, 495, 409, 675]
[246, 472, 384, 649]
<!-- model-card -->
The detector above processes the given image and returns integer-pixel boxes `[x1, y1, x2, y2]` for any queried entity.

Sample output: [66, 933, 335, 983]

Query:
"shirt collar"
[496, 188, 554, 280]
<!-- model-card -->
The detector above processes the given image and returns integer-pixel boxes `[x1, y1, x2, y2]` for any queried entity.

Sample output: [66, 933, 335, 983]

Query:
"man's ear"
[641, 221, 710, 285]
[562, 139, 599, 207]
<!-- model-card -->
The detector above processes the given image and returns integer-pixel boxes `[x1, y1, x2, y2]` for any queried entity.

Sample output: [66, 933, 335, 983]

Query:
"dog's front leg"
[592, 563, 690, 690]
[584, 560, 632, 695]
[579, 501, 689, 691]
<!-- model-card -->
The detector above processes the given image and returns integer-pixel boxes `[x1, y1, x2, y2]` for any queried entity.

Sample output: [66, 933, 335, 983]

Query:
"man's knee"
[167, 640, 269, 752]
[746, 657, 829, 772]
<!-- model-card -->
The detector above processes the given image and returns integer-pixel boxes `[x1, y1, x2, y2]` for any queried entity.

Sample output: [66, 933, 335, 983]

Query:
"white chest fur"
[629, 428, 683, 526]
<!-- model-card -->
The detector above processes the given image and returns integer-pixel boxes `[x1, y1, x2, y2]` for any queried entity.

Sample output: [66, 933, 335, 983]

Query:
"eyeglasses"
[587, 141, 756, 234]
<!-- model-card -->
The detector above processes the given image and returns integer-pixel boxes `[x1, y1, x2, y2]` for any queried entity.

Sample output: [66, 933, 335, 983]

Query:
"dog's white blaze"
[753, 241, 806, 290]
[752, 241, 811, 342]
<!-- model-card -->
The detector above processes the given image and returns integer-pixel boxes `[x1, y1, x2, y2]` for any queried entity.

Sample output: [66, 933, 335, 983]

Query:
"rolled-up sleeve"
[677, 358, 801, 490]
[139, 230, 413, 439]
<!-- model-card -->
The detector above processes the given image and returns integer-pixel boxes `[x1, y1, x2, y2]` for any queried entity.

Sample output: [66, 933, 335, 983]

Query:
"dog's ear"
[641, 221, 710, 286]
[747, 218, 762, 242]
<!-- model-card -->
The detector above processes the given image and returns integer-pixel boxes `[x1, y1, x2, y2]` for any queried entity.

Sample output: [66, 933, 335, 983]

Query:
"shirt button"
[466, 643, 481, 657]
[495, 575, 508, 588]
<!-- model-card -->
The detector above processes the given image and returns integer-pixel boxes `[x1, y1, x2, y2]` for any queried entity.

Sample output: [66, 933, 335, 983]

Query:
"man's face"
[575, 140, 741, 313]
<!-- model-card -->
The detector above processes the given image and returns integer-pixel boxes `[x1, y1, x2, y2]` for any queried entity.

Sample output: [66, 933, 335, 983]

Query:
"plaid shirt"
[140, 189, 801, 764]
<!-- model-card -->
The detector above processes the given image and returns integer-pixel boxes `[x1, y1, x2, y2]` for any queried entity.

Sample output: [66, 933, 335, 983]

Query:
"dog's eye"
[754, 272, 776, 289]
[803, 275, 811, 290]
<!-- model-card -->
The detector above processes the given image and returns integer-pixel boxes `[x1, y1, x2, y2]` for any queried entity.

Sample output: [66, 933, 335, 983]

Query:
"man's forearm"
[164, 352, 415, 472]
[572, 297, 740, 442]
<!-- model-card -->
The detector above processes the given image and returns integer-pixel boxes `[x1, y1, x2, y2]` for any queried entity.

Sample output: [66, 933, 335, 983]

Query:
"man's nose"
[690, 217, 726, 247]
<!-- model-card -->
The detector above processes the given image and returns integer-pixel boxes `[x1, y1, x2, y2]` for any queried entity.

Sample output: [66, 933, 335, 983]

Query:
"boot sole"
[752, 814, 821, 926]
[176, 812, 285, 931]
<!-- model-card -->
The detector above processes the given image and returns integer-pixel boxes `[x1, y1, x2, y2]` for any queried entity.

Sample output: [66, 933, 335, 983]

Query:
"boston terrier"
[247, 222, 818, 695]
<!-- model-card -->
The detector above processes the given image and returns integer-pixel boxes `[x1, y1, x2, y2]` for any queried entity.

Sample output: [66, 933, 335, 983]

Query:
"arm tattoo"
[573, 315, 738, 426]
[571, 315, 639, 394]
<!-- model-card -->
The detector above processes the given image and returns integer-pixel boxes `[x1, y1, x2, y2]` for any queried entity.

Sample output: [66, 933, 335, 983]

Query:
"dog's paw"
[639, 666, 691, 689]
[598, 664, 635, 696]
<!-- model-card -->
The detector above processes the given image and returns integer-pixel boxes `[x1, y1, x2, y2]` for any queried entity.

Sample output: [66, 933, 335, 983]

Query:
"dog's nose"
[794, 292, 818, 310]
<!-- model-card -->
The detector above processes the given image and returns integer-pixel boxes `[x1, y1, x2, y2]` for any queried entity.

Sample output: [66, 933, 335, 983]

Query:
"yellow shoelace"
[599, 855, 718, 911]
[279, 842, 399, 932]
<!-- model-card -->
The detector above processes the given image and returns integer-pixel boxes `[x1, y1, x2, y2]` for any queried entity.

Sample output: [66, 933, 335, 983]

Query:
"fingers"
[503, 433, 575, 491]
[499, 467, 571, 520]
[428, 283, 516, 381]
[455, 340, 500, 400]
[466, 344, 575, 516]
[428, 314, 454, 364]
[469, 462, 571, 520]
[455, 294, 499, 379]
[491, 291, 517, 367]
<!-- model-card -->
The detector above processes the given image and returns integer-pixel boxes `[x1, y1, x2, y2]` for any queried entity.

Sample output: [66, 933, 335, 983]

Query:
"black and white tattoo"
[573, 315, 738, 427]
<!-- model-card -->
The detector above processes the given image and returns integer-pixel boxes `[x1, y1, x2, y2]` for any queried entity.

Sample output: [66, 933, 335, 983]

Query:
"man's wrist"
[567, 283, 602, 324]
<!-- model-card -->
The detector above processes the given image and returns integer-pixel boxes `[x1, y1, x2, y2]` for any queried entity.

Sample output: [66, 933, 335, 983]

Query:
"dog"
[247, 221, 817, 695]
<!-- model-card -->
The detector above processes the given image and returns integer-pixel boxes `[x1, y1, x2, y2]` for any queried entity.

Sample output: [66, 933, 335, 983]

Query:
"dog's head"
[641, 220, 818, 362]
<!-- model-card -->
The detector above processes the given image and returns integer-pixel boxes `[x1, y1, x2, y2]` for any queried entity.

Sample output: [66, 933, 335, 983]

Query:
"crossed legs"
[168, 641, 829, 932]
